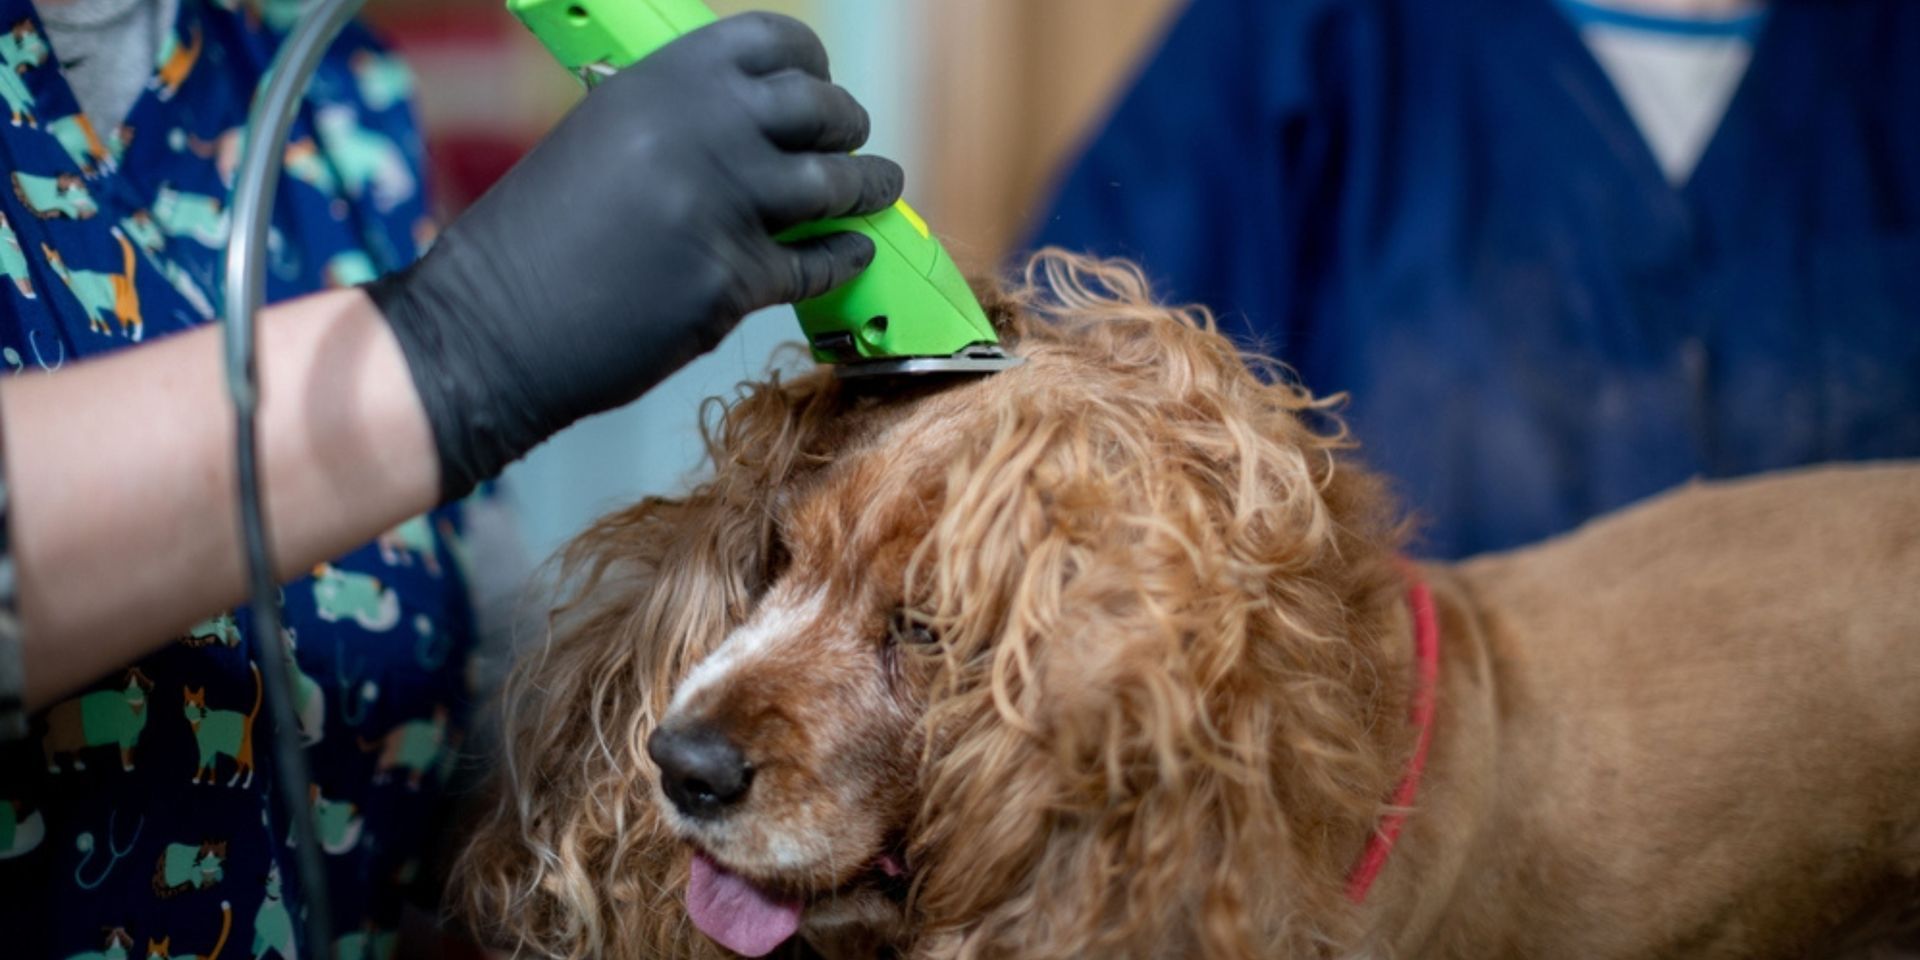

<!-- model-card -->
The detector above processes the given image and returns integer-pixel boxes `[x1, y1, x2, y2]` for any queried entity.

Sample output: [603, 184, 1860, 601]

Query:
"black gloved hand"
[366, 12, 904, 501]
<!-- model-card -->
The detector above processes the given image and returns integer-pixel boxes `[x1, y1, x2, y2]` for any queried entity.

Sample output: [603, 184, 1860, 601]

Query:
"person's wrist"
[362, 244, 537, 503]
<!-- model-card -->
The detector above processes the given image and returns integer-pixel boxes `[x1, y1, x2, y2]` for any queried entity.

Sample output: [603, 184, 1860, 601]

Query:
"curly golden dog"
[459, 251, 1920, 959]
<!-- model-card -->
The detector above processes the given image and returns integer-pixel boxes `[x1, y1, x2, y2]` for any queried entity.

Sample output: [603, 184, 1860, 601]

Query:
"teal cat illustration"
[151, 839, 226, 897]
[146, 900, 231, 959]
[359, 705, 449, 790]
[119, 210, 215, 320]
[323, 249, 375, 288]
[312, 563, 400, 632]
[312, 104, 414, 212]
[375, 515, 438, 575]
[0, 799, 43, 858]
[179, 611, 240, 649]
[42, 228, 143, 341]
[0, 20, 48, 128]
[348, 50, 412, 112]
[183, 662, 261, 787]
[304, 784, 363, 854]
[13, 171, 98, 219]
[43, 667, 154, 772]
[250, 864, 297, 960]
[0, 212, 34, 298]
[282, 629, 325, 745]
[331, 923, 396, 960]
[48, 113, 114, 177]
[152, 184, 226, 247]
[64, 927, 133, 960]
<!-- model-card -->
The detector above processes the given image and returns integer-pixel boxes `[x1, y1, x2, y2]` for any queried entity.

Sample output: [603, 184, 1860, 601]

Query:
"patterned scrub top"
[0, 0, 482, 957]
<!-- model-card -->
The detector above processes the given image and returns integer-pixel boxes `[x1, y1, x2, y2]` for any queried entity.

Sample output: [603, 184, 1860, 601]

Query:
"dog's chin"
[682, 840, 910, 958]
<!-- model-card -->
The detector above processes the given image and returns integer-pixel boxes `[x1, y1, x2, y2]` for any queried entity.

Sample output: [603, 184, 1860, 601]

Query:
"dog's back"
[1424, 462, 1920, 958]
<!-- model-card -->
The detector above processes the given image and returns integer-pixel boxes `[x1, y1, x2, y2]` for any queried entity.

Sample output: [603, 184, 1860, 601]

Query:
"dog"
[458, 250, 1920, 959]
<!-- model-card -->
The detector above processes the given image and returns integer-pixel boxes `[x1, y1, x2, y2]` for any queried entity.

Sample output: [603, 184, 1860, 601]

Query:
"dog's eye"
[887, 610, 938, 646]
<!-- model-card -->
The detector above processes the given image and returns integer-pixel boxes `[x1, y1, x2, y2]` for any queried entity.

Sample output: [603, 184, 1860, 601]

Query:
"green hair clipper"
[508, 0, 1020, 377]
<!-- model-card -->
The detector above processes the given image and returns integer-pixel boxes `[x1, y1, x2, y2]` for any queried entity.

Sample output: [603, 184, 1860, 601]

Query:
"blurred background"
[363, 0, 1183, 562]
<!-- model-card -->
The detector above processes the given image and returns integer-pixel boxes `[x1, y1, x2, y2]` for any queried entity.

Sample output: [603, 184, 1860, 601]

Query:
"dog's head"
[462, 251, 1410, 959]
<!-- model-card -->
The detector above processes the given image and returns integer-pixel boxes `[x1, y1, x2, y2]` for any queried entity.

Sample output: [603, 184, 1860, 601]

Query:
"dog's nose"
[648, 724, 753, 818]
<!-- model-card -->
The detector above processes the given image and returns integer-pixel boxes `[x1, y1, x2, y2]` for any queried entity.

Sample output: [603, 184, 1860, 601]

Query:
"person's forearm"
[4, 288, 439, 709]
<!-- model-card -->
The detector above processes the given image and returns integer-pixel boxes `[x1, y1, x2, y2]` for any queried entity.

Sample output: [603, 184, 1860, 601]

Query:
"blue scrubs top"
[0, 0, 480, 956]
[1033, 0, 1920, 558]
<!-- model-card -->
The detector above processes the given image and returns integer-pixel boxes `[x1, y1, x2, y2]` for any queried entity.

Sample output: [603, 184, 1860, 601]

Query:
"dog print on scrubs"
[64, 928, 134, 960]
[150, 23, 201, 101]
[347, 50, 411, 112]
[47, 113, 113, 177]
[42, 667, 154, 772]
[375, 515, 438, 575]
[311, 563, 400, 632]
[0, 19, 46, 127]
[182, 663, 261, 787]
[146, 899, 232, 959]
[13, 170, 96, 218]
[151, 184, 225, 246]
[42, 228, 142, 340]
[311, 105, 413, 212]
[178, 612, 240, 649]
[323, 248, 374, 287]
[249, 865, 296, 960]
[360, 705, 448, 790]
[151, 839, 226, 897]
[0, 211, 33, 297]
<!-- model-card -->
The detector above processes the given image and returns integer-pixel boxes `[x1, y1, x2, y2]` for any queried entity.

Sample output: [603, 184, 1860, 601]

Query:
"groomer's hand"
[365, 12, 903, 501]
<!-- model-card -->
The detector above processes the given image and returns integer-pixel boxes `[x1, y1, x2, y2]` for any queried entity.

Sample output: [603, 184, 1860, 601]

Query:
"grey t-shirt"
[34, 0, 179, 132]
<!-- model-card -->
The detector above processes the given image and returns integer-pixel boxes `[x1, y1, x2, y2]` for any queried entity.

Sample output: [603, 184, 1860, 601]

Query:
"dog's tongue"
[687, 852, 802, 957]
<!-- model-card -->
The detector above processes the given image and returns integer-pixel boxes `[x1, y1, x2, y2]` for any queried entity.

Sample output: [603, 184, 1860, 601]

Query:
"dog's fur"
[458, 251, 1920, 959]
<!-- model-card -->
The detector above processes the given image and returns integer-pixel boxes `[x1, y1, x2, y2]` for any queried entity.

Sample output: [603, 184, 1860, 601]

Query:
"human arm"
[5, 288, 434, 709]
[4, 11, 900, 709]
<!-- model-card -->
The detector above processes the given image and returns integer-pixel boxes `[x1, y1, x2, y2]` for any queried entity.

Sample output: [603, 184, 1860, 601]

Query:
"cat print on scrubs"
[42, 667, 155, 772]
[146, 899, 232, 959]
[152, 184, 226, 247]
[280, 629, 325, 745]
[47, 113, 114, 177]
[311, 563, 400, 632]
[64, 927, 134, 960]
[42, 228, 143, 340]
[303, 784, 363, 854]
[359, 705, 448, 790]
[324, 249, 375, 287]
[151, 839, 226, 897]
[0, 212, 35, 298]
[119, 210, 215, 320]
[182, 663, 261, 787]
[13, 171, 97, 218]
[0, 19, 47, 128]
[0, 798, 44, 858]
[375, 515, 438, 575]
[348, 50, 412, 112]
[249, 864, 296, 960]
[311, 105, 414, 212]
[150, 23, 202, 102]
[331, 923, 395, 960]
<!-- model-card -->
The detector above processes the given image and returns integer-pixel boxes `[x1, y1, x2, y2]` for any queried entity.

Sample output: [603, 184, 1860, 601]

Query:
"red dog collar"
[1345, 571, 1441, 902]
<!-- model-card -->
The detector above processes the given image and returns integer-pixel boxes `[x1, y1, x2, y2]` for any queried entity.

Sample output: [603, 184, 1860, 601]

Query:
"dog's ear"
[901, 255, 1407, 958]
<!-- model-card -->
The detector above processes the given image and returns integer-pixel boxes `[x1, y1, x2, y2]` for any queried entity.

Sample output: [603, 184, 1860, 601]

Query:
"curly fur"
[457, 249, 1413, 959]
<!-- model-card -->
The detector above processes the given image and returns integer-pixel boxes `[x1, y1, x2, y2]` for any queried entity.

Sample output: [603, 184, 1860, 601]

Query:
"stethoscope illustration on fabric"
[72, 810, 145, 891]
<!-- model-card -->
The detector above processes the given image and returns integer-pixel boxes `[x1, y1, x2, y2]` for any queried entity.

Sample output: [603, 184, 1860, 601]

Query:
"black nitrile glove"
[366, 12, 904, 501]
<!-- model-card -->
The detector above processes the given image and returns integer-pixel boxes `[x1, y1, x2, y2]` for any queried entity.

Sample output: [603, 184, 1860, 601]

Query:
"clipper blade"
[832, 344, 1024, 379]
